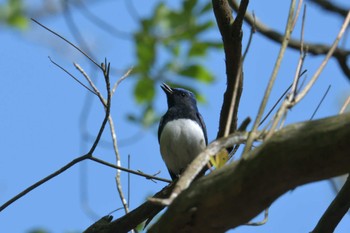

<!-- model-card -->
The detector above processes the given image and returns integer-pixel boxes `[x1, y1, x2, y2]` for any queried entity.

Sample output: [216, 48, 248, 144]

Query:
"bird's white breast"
[160, 119, 206, 176]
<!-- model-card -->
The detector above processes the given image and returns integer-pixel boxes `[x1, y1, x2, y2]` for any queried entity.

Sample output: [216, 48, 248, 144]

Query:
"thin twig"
[289, 4, 307, 102]
[0, 60, 112, 212]
[112, 67, 133, 96]
[295, 11, 350, 103]
[109, 115, 129, 213]
[230, 0, 350, 80]
[88, 60, 111, 155]
[62, 0, 96, 62]
[265, 11, 350, 139]
[263, 4, 308, 137]
[242, 12, 256, 62]
[101, 61, 130, 214]
[74, 62, 105, 105]
[243, 0, 297, 157]
[0, 154, 89, 212]
[340, 96, 350, 114]
[310, 85, 331, 120]
[291, 0, 304, 29]
[110, 71, 132, 214]
[49, 57, 97, 96]
[76, 61, 132, 214]
[259, 70, 307, 127]
[245, 208, 269, 226]
[128, 154, 131, 209]
[31, 18, 101, 69]
[259, 84, 292, 126]
[224, 64, 243, 137]
[88, 157, 171, 183]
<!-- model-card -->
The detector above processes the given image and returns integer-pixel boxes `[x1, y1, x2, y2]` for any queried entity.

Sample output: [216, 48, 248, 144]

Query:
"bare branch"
[309, 0, 349, 18]
[310, 85, 331, 120]
[74, 62, 105, 105]
[88, 157, 171, 183]
[242, 11, 256, 62]
[31, 18, 101, 68]
[245, 208, 269, 226]
[0, 59, 113, 213]
[0, 154, 90, 212]
[340, 96, 350, 114]
[295, 11, 350, 103]
[243, 0, 297, 156]
[84, 183, 176, 233]
[48, 57, 97, 96]
[230, 1, 350, 80]
[213, 0, 248, 139]
[62, 0, 97, 62]
[112, 67, 133, 96]
[109, 115, 129, 213]
[311, 175, 350, 233]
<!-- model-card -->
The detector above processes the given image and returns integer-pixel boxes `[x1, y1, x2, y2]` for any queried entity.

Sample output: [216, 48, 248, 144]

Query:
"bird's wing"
[158, 115, 165, 143]
[197, 112, 208, 145]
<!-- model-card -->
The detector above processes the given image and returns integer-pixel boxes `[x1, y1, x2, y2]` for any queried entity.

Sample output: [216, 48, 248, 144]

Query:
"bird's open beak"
[161, 83, 173, 95]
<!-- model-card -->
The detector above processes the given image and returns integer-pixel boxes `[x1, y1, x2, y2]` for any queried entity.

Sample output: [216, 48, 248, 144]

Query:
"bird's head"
[161, 83, 197, 109]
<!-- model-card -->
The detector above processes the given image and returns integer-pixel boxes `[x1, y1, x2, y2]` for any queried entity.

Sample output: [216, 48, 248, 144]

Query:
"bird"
[158, 83, 208, 180]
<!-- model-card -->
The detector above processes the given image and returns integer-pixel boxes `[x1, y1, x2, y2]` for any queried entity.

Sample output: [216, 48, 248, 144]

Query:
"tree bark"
[149, 113, 350, 233]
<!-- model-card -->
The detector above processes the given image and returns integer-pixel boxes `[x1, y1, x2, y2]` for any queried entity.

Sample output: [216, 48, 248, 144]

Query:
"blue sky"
[1, 0, 350, 232]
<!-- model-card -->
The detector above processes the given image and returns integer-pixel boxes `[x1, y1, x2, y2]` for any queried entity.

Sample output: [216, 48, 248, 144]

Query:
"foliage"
[0, 0, 28, 29]
[130, 0, 222, 127]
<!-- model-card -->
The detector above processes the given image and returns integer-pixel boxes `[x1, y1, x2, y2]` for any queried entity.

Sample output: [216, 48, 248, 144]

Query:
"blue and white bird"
[158, 83, 208, 180]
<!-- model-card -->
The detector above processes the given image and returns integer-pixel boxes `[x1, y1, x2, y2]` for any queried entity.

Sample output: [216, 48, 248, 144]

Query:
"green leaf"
[188, 42, 208, 57]
[8, 14, 27, 29]
[198, 2, 212, 15]
[196, 93, 206, 103]
[193, 20, 215, 34]
[0, 0, 28, 30]
[188, 41, 223, 57]
[134, 77, 155, 103]
[178, 64, 214, 83]
[134, 32, 156, 72]
[169, 44, 181, 57]
[183, 0, 198, 14]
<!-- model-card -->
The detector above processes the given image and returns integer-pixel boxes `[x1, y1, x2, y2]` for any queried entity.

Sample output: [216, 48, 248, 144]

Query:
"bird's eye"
[181, 93, 186, 97]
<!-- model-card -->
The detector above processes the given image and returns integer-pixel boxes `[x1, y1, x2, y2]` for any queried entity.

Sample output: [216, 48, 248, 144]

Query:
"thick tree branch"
[83, 183, 175, 233]
[311, 175, 350, 233]
[149, 113, 350, 233]
[213, 0, 249, 138]
[84, 132, 248, 233]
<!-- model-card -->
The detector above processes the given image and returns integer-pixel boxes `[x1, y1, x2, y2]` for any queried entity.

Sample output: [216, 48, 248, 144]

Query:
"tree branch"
[83, 132, 248, 233]
[149, 113, 350, 233]
[309, 0, 349, 18]
[83, 183, 176, 233]
[230, 1, 350, 81]
[311, 175, 350, 233]
[213, 0, 249, 138]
